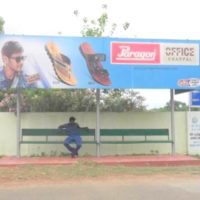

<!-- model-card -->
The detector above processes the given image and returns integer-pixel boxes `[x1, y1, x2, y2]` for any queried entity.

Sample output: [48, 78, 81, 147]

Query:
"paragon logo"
[111, 42, 160, 64]
[117, 46, 156, 60]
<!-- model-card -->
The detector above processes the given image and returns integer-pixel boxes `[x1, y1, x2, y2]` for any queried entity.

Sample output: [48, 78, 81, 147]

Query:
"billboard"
[0, 35, 200, 89]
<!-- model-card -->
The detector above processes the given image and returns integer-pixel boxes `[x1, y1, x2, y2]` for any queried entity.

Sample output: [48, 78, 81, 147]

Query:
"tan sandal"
[45, 41, 77, 86]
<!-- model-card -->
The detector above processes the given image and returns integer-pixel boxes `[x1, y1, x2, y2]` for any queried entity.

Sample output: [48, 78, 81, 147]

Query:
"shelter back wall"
[0, 112, 187, 156]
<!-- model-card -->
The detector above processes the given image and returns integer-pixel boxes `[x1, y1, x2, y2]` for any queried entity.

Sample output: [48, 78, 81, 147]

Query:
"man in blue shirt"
[58, 116, 87, 158]
[0, 40, 38, 89]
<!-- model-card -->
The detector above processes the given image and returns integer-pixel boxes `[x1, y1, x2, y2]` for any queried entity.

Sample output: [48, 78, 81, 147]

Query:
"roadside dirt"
[0, 172, 199, 188]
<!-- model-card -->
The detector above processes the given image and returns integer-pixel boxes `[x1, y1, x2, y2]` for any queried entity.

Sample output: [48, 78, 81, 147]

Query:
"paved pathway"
[0, 155, 200, 167]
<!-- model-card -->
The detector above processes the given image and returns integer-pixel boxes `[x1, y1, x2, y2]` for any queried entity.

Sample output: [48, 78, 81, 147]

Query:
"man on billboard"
[0, 40, 39, 89]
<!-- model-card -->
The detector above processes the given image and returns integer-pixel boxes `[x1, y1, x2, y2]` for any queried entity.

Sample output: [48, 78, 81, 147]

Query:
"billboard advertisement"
[0, 35, 200, 89]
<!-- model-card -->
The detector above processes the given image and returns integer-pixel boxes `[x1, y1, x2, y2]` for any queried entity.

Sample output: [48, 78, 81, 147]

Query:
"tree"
[150, 100, 189, 112]
[74, 4, 130, 37]
[21, 89, 96, 112]
[0, 16, 5, 33]
[101, 89, 146, 112]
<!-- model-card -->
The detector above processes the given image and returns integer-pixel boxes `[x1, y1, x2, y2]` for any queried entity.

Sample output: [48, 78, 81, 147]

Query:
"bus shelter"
[1, 35, 199, 157]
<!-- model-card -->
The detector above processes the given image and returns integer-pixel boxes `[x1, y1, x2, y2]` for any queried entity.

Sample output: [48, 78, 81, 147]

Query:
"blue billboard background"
[0, 35, 200, 89]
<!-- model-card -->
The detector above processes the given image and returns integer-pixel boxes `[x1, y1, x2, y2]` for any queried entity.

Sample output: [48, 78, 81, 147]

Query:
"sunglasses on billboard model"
[10, 56, 26, 63]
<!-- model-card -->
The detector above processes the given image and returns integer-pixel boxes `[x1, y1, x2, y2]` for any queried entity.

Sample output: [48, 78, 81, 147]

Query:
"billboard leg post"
[96, 89, 101, 157]
[16, 88, 21, 158]
[170, 89, 176, 155]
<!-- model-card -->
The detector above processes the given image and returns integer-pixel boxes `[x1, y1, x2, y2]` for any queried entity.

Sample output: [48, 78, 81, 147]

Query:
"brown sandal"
[80, 42, 111, 86]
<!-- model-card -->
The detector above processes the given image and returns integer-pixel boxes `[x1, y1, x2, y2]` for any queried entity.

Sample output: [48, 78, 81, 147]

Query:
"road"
[0, 176, 199, 200]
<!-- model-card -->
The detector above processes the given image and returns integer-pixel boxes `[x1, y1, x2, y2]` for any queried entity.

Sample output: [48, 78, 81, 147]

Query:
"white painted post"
[16, 88, 21, 157]
[96, 89, 100, 157]
[170, 89, 175, 154]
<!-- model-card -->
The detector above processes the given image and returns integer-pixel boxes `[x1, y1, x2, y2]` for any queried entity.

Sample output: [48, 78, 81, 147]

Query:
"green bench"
[20, 128, 96, 144]
[99, 128, 173, 154]
[20, 128, 173, 154]
[100, 129, 173, 144]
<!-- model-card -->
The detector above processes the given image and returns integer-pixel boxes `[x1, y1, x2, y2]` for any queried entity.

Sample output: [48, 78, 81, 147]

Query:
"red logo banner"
[111, 42, 160, 64]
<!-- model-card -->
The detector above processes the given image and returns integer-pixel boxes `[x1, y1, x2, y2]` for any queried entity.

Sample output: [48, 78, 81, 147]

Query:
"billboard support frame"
[16, 87, 21, 157]
[170, 89, 175, 154]
[96, 89, 101, 157]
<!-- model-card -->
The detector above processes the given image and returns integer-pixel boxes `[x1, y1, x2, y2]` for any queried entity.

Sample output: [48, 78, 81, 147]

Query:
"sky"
[0, 0, 198, 108]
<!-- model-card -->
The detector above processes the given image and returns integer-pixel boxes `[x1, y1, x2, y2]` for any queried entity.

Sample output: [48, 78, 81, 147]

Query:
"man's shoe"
[71, 153, 76, 158]
[75, 152, 79, 156]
